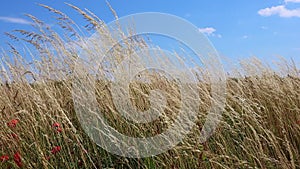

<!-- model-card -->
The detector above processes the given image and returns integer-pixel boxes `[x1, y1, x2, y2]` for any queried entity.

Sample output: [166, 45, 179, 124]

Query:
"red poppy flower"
[7, 119, 19, 128]
[52, 122, 60, 128]
[56, 127, 62, 133]
[51, 146, 61, 154]
[13, 152, 22, 168]
[297, 120, 300, 125]
[53, 122, 62, 133]
[0, 155, 9, 162]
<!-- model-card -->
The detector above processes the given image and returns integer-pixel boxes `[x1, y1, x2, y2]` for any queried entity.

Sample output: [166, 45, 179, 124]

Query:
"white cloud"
[0, 16, 32, 25]
[258, 5, 300, 18]
[199, 27, 216, 35]
[285, 0, 300, 3]
[199, 27, 222, 38]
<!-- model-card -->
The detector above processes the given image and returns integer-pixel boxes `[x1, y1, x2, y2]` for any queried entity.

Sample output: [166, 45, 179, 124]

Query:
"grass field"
[0, 4, 299, 169]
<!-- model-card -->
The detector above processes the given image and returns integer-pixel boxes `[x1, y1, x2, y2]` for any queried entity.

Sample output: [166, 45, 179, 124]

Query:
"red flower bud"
[51, 146, 61, 154]
[13, 152, 22, 168]
[0, 155, 9, 162]
[7, 119, 19, 128]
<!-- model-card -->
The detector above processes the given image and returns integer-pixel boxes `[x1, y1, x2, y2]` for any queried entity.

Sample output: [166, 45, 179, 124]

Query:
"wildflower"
[13, 152, 22, 168]
[7, 119, 19, 128]
[56, 127, 62, 133]
[53, 123, 62, 133]
[52, 122, 60, 128]
[297, 120, 300, 125]
[51, 146, 61, 154]
[0, 155, 9, 162]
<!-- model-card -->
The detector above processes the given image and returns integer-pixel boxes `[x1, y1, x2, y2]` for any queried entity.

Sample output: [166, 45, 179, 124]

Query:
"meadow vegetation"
[0, 3, 299, 169]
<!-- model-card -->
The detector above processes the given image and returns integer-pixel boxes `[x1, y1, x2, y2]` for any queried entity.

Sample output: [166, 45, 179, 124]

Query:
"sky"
[0, 0, 300, 66]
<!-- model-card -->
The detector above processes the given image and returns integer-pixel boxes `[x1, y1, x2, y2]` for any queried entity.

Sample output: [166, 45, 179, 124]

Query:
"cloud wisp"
[199, 27, 216, 35]
[199, 27, 222, 38]
[0, 16, 32, 25]
[258, 5, 300, 18]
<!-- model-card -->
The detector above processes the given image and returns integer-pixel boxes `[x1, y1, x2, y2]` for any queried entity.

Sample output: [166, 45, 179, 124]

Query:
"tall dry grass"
[0, 3, 299, 169]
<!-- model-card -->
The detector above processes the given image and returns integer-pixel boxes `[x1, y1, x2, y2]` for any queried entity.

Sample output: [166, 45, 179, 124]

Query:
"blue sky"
[0, 0, 300, 65]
